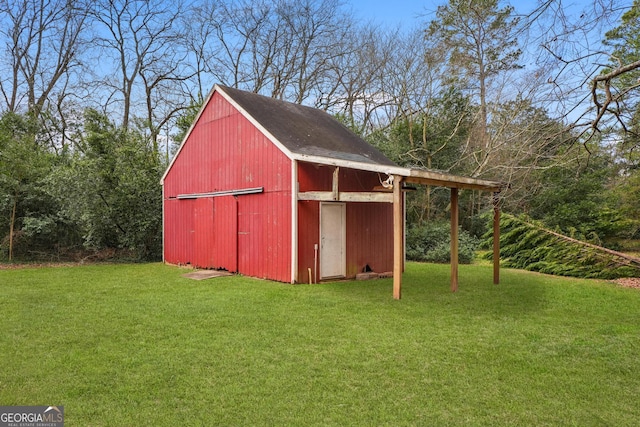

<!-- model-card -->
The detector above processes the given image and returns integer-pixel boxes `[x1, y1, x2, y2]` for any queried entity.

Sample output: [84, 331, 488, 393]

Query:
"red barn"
[162, 85, 504, 292]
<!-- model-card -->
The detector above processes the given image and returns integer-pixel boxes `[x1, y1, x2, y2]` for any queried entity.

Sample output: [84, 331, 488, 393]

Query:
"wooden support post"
[332, 167, 339, 200]
[493, 192, 501, 285]
[393, 175, 404, 300]
[451, 187, 459, 292]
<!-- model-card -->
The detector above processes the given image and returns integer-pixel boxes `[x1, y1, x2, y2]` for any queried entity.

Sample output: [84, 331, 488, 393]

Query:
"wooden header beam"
[298, 165, 395, 203]
[298, 191, 393, 203]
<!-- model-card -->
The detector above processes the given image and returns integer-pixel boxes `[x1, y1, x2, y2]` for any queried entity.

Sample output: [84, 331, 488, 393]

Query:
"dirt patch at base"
[611, 277, 640, 289]
[181, 270, 232, 280]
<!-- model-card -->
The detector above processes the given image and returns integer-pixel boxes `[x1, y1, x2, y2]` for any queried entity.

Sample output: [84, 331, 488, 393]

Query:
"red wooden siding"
[297, 163, 333, 191]
[163, 198, 195, 265]
[297, 163, 384, 192]
[214, 196, 238, 272]
[164, 93, 290, 197]
[297, 163, 394, 282]
[297, 200, 320, 283]
[163, 92, 292, 282]
[345, 202, 394, 277]
[238, 192, 290, 280]
[193, 197, 215, 268]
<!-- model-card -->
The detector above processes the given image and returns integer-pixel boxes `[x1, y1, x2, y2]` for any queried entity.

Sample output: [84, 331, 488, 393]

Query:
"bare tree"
[523, 0, 635, 139]
[317, 24, 396, 133]
[90, 0, 190, 149]
[199, 0, 354, 105]
[207, 0, 271, 90]
[179, 0, 221, 100]
[272, 0, 353, 103]
[383, 29, 447, 147]
[593, 1, 640, 136]
[0, 0, 88, 116]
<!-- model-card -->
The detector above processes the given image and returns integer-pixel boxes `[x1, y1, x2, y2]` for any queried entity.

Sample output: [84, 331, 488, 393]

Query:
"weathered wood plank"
[405, 169, 503, 192]
[297, 191, 393, 203]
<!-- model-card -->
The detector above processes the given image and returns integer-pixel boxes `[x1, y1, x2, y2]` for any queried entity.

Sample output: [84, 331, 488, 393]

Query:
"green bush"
[406, 221, 478, 264]
[484, 213, 640, 279]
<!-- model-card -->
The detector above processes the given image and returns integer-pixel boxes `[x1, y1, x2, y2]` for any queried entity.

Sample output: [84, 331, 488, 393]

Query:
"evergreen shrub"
[406, 221, 478, 264]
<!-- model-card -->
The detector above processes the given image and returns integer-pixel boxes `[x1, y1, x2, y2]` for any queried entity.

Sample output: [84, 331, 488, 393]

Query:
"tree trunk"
[426, 155, 432, 221]
[8, 196, 17, 261]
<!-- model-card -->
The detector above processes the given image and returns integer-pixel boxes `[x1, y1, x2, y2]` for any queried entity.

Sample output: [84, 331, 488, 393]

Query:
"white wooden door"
[320, 203, 346, 279]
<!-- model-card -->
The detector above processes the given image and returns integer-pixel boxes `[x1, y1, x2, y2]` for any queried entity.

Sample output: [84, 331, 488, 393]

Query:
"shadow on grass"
[315, 262, 548, 319]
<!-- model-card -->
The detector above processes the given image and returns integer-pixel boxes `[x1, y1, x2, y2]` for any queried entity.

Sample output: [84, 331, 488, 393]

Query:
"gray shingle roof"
[218, 85, 398, 168]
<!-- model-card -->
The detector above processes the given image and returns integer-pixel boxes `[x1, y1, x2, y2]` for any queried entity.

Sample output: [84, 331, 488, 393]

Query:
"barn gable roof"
[215, 85, 400, 172]
[162, 84, 505, 192]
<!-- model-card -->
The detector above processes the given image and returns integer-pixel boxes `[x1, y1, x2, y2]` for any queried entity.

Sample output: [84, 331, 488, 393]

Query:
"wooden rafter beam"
[404, 170, 504, 192]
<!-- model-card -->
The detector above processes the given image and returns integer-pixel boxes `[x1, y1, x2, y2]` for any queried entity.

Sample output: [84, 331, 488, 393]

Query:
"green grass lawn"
[1, 262, 639, 426]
